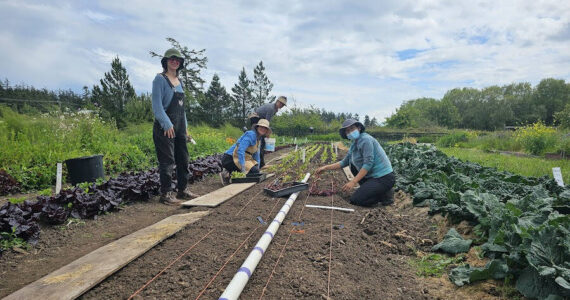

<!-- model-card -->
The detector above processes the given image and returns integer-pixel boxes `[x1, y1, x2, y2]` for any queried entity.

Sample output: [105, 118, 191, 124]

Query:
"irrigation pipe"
[219, 172, 311, 300]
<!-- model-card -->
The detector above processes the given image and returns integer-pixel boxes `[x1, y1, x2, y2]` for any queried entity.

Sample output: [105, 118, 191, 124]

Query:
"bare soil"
[0, 149, 510, 300]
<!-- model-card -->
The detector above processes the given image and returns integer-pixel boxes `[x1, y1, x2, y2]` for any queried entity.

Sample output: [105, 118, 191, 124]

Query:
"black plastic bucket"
[65, 155, 105, 185]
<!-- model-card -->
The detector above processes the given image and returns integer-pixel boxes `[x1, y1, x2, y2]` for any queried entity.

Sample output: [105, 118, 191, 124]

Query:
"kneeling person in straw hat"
[219, 119, 272, 185]
[315, 119, 395, 206]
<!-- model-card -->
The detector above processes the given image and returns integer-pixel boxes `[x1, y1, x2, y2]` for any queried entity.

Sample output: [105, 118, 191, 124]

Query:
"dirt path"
[0, 148, 507, 299]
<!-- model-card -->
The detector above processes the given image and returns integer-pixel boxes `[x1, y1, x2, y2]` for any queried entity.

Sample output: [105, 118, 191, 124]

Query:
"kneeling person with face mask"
[315, 119, 395, 206]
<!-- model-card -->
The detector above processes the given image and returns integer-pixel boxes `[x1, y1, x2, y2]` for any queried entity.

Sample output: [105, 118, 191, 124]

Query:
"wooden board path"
[4, 211, 209, 300]
[181, 183, 255, 207]
[182, 174, 274, 207]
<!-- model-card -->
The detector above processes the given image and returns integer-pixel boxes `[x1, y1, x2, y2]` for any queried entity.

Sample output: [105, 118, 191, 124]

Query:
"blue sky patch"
[396, 49, 427, 60]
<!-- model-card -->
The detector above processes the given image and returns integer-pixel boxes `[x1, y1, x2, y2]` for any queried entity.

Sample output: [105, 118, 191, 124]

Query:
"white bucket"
[264, 138, 276, 152]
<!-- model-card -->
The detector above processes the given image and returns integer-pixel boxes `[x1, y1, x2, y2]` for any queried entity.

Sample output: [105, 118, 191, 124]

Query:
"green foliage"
[409, 253, 465, 277]
[37, 188, 53, 196]
[554, 103, 570, 129]
[439, 147, 570, 184]
[201, 74, 232, 127]
[436, 131, 470, 148]
[431, 228, 472, 254]
[386, 78, 570, 130]
[91, 56, 136, 129]
[0, 107, 242, 191]
[8, 196, 26, 204]
[0, 227, 30, 250]
[230, 67, 254, 127]
[388, 143, 570, 298]
[149, 37, 208, 95]
[124, 93, 154, 124]
[251, 61, 275, 107]
[514, 122, 557, 155]
[230, 171, 245, 179]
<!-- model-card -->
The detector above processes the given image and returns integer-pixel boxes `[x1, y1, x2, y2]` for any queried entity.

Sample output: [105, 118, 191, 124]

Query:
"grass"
[0, 106, 243, 192]
[409, 253, 465, 277]
[439, 147, 570, 184]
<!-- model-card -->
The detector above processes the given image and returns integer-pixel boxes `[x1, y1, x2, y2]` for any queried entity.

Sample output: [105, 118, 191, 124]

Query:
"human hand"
[315, 166, 326, 174]
[164, 127, 175, 138]
[342, 180, 357, 192]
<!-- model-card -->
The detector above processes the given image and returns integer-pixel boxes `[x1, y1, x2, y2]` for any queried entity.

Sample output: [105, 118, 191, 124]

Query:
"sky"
[1, 0, 569, 122]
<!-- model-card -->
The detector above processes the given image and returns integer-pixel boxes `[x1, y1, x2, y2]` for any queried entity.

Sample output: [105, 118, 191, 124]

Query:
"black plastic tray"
[263, 182, 309, 197]
[231, 173, 267, 183]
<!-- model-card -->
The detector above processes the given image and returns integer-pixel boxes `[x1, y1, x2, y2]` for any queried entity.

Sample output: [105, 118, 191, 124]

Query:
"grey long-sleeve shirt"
[255, 103, 278, 121]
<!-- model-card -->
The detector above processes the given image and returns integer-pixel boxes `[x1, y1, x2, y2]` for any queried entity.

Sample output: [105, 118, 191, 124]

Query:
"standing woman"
[315, 119, 395, 206]
[152, 48, 200, 205]
[219, 119, 272, 185]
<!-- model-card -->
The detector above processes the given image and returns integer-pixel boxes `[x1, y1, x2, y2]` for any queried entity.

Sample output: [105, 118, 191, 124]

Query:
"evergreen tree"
[202, 74, 231, 126]
[364, 115, 371, 126]
[370, 117, 379, 127]
[231, 67, 254, 127]
[251, 61, 275, 107]
[91, 56, 135, 128]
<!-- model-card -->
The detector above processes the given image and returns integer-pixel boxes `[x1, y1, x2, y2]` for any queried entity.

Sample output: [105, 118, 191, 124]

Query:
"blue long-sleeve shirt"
[225, 130, 261, 170]
[151, 74, 188, 130]
[339, 132, 393, 178]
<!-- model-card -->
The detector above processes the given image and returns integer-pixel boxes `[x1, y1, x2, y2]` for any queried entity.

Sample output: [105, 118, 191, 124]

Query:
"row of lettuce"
[386, 143, 569, 300]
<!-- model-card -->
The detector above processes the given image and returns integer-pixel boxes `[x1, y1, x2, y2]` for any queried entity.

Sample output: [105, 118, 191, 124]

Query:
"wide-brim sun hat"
[161, 48, 185, 72]
[277, 96, 287, 106]
[254, 119, 272, 135]
[339, 118, 365, 139]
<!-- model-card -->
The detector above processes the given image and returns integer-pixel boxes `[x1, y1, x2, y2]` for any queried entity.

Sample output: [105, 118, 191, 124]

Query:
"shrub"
[513, 122, 557, 155]
[436, 131, 469, 148]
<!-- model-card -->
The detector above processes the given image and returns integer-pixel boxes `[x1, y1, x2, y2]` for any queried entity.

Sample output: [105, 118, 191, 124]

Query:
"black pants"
[222, 153, 260, 175]
[349, 164, 395, 207]
[153, 121, 189, 194]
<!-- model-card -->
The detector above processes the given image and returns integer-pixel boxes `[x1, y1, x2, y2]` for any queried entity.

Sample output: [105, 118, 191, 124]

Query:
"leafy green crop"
[387, 143, 570, 299]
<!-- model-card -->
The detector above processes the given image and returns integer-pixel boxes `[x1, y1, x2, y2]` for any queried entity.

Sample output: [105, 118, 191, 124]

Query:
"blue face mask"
[347, 130, 360, 140]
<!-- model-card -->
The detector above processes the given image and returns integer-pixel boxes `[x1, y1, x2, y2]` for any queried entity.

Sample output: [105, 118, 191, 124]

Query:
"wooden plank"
[4, 211, 209, 300]
[182, 174, 274, 207]
[181, 183, 256, 207]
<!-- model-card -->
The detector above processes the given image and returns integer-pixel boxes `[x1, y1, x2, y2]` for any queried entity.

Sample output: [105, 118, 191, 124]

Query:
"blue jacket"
[339, 132, 393, 178]
[225, 130, 261, 170]
[152, 74, 188, 130]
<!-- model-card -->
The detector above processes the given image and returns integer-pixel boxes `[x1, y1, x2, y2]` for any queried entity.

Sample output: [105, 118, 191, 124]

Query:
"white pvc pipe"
[305, 204, 355, 212]
[219, 173, 311, 300]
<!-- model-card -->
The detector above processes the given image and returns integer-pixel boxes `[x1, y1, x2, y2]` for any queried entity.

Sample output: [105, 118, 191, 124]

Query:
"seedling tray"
[231, 173, 267, 183]
[264, 182, 309, 197]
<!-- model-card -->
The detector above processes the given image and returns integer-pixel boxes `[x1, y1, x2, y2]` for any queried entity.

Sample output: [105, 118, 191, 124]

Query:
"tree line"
[0, 38, 371, 132]
[385, 79, 570, 130]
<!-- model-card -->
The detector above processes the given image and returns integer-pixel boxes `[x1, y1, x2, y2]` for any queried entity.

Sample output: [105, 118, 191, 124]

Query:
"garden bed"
[0, 145, 526, 299]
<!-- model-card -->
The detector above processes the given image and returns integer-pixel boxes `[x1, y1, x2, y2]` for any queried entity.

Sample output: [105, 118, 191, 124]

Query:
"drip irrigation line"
[235, 189, 265, 216]
[195, 227, 261, 300]
[127, 229, 215, 300]
[196, 195, 282, 299]
[327, 179, 334, 298]
[259, 191, 311, 299]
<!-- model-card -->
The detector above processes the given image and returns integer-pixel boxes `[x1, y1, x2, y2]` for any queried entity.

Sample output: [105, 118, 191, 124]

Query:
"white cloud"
[0, 0, 569, 122]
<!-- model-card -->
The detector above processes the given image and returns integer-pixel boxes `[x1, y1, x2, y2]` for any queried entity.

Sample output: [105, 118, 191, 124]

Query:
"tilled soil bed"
[0, 148, 506, 299]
